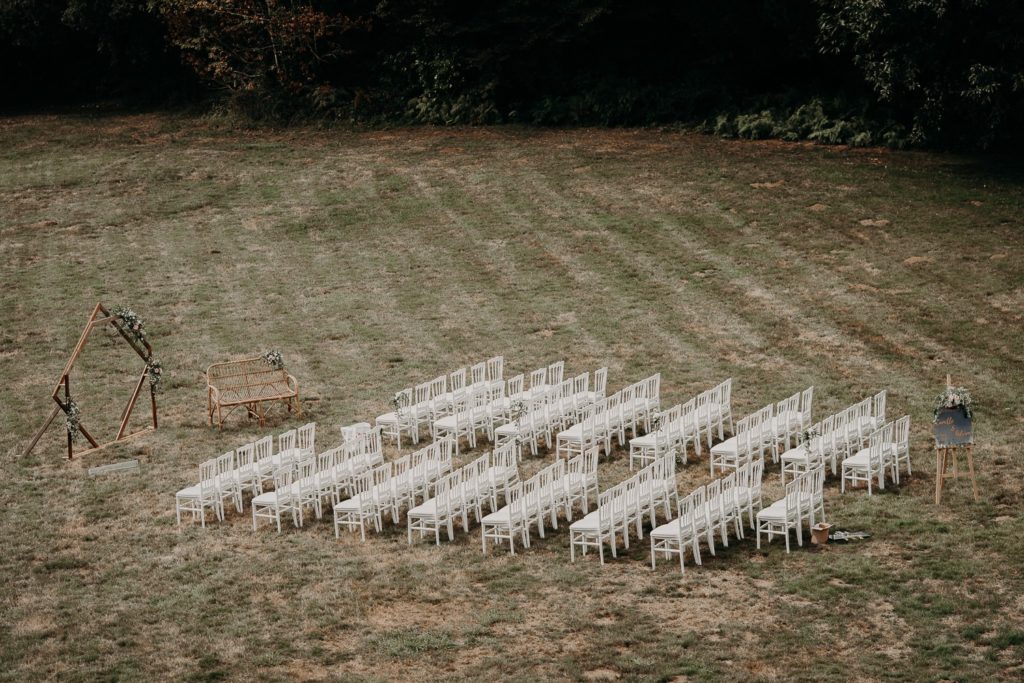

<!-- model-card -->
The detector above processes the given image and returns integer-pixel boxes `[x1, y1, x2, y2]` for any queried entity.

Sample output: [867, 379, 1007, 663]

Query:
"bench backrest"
[207, 357, 289, 391]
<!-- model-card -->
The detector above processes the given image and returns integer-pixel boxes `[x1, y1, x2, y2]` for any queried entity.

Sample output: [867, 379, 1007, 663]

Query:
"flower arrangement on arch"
[147, 359, 164, 392]
[933, 386, 973, 421]
[113, 305, 147, 344]
[65, 399, 81, 442]
[262, 350, 284, 370]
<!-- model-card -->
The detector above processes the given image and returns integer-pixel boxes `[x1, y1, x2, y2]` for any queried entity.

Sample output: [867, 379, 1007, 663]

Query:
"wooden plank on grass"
[87, 459, 140, 477]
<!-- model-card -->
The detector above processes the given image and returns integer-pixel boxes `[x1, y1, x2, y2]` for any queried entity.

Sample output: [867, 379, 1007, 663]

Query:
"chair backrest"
[872, 390, 887, 423]
[749, 456, 765, 495]
[784, 476, 802, 517]
[868, 422, 893, 467]
[717, 378, 733, 407]
[547, 360, 565, 385]
[215, 451, 234, 480]
[705, 477, 723, 517]
[487, 355, 504, 382]
[340, 422, 371, 442]
[317, 448, 336, 475]
[644, 373, 661, 405]
[450, 368, 466, 391]
[506, 374, 525, 400]
[679, 398, 698, 437]
[690, 484, 707, 524]
[297, 422, 316, 453]
[777, 392, 800, 418]
[720, 471, 738, 511]
[273, 465, 294, 496]
[199, 458, 218, 493]
[800, 386, 814, 425]
[255, 436, 273, 463]
[893, 415, 910, 449]
[573, 372, 589, 397]
[470, 361, 487, 387]
[278, 429, 296, 453]
[296, 456, 316, 494]
[413, 382, 431, 408]
[424, 373, 444, 398]
[236, 443, 255, 470]
[593, 367, 608, 398]
[529, 367, 547, 389]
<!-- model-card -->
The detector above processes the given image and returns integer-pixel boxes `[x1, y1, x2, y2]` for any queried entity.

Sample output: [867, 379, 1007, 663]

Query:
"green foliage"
[817, 0, 1024, 149]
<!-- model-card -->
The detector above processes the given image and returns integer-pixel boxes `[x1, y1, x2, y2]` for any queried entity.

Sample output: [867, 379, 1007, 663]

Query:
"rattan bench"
[206, 357, 300, 429]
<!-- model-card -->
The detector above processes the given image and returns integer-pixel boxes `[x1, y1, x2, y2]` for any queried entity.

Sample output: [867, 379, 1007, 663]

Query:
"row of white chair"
[494, 369, 608, 457]
[334, 438, 461, 540]
[841, 417, 910, 493]
[628, 378, 736, 469]
[252, 430, 389, 532]
[375, 356, 507, 447]
[568, 451, 676, 564]
[779, 390, 890, 481]
[481, 448, 601, 554]
[405, 442, 521, 544]
[756, 465, 826, 552]
[709, 387, 813, 474]
[174, 422, 317, 527]
[651, 458, 765, 573]
[557, 373, 661, 460]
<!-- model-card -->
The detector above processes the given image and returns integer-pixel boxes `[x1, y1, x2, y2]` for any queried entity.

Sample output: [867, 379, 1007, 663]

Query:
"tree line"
[1, 1, 1021, 149]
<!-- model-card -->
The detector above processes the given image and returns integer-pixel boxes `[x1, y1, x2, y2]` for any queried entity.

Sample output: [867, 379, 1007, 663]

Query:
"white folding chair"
[757, 474, 803, 552]
[175, 458, 221, 527]
[651, 490, 702, 574]
[842, 423, 893, 494]
[252, 466, 298, 532]
[481, 482, 531, 555]
[889, 415, 911, 483]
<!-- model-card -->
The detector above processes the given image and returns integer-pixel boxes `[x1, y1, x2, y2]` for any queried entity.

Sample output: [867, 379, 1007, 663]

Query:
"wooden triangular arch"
[23, 303, 159, 459]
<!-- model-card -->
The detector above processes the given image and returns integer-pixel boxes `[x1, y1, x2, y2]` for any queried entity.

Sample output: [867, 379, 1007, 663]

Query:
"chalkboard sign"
[933, 408, 974, 446]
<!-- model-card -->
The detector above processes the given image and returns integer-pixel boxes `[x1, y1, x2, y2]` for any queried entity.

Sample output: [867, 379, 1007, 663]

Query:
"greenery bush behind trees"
[1, 0, 1021, 149]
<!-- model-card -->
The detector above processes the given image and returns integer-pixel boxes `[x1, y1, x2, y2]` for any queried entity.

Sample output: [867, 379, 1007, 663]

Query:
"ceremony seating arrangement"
[176, 358, 909, 577]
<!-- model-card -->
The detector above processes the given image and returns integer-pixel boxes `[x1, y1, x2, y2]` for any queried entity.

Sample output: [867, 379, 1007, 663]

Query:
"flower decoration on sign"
[65, 399, 82, 442]
[933, 386, 973, 421]
[262, 350, 284, 370]
[113, 305, 147, 344]
[147, 359, 164, 392]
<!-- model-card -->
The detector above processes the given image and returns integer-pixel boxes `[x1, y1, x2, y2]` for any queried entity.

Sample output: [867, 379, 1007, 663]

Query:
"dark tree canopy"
[1, 0, 1021, 149]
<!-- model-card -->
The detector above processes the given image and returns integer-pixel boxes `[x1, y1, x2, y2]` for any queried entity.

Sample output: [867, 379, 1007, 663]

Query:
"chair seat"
[651, 518, 682, 539]
[376, 411, 400, 426]
[495, 422, 519, 437]
[253, 490, 287, 506]
[630, 432, 661, 449]
[780, 446, 812, 464]
[569, 510, 600, 532]
[557, 425, 583, 442]
[408, 499, 439, 518]
[176, 484, 203, 499]
[844, 448, 871, 469]
[710, 436, 738, 456]
[482, 507, 511, 525]
[433, 416, 458, 431]
[756, 499, 789, 521]
[334, 494, 367, 512]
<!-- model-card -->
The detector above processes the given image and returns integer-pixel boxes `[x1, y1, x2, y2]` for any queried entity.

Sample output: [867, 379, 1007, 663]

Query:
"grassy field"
[1, 113, 1022, 682]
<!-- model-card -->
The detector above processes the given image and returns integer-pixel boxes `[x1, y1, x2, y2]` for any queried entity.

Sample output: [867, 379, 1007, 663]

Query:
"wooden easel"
[934, 374, 978, 505]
